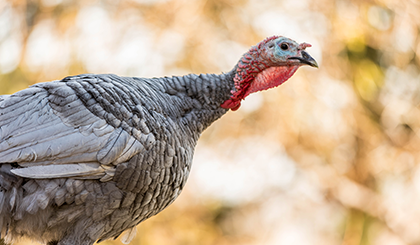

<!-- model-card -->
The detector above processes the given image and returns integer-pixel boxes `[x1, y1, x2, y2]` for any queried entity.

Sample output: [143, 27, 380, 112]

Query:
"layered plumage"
[0, 36, 317, 245]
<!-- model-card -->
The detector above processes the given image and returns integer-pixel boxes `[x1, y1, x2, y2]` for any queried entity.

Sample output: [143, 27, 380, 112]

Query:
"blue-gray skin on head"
[261, 36, 318, 68]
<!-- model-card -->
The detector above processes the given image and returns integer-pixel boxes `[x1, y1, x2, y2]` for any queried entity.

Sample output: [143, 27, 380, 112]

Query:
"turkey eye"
[280, 43, 289, 50]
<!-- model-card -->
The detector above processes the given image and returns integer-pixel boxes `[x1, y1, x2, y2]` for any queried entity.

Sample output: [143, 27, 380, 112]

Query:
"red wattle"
[221, 66, 299, 111]
[221, 99, 241, 111]
[245, 66, 298, 97]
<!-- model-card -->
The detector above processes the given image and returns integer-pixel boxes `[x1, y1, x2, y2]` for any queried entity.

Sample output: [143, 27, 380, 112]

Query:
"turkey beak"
[288, 51, 318, 68]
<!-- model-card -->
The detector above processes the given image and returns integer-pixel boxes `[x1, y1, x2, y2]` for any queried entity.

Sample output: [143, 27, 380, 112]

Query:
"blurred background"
[1, 0, 420, 244]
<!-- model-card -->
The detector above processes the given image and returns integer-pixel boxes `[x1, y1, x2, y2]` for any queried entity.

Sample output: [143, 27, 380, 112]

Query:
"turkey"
[0, 36, 317, 245]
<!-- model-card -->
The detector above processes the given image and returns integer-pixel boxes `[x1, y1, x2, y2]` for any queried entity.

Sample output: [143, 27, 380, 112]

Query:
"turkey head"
[221, 36, 318, 111]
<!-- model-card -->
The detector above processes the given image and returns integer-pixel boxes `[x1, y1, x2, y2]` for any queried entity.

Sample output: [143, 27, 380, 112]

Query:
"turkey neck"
[146, 69, 237, 133]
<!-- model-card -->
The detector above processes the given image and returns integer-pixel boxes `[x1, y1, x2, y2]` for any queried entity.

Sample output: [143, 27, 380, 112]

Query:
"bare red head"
[221, 36, 318, 111]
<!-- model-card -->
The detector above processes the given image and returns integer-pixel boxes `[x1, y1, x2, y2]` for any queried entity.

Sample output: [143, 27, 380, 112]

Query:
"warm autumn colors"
[1, 0, 420, 245]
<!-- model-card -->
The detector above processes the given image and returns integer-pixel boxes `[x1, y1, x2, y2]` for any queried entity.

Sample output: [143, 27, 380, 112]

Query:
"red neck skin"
[221, 43, 299, 111]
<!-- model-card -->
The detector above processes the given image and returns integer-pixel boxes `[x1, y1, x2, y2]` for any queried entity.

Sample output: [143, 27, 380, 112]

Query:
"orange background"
[0, 0, 419, 244]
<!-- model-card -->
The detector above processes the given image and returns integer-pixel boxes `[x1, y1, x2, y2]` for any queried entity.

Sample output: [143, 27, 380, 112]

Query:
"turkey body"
[0, 36, 317, 245]
[0, 73, 234, 244]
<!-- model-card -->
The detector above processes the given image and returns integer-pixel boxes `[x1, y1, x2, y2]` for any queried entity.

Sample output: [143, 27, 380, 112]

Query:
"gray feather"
[0, 71, 235, 245]
[11, 163, 106, 179]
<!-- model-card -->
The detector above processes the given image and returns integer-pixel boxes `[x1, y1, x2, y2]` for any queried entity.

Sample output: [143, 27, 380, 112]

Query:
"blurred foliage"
[1, 0, 420, 244]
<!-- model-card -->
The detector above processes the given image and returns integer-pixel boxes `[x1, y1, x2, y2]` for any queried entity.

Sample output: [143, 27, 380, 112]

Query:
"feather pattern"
[0, 72, 235, 244]
[0, 36, 317, 245]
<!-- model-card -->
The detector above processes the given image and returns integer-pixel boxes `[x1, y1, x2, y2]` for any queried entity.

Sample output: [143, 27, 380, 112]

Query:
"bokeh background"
[1, 0, 420, 244]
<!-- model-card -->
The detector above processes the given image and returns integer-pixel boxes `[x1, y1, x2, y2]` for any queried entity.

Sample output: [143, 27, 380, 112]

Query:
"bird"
[0, 36, 317, 245]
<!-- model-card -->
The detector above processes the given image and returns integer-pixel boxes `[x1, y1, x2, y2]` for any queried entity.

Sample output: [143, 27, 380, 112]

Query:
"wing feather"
[11, 163, 106, 179]
[97, 128, 131, 165]
[0, 78, 147, 180]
